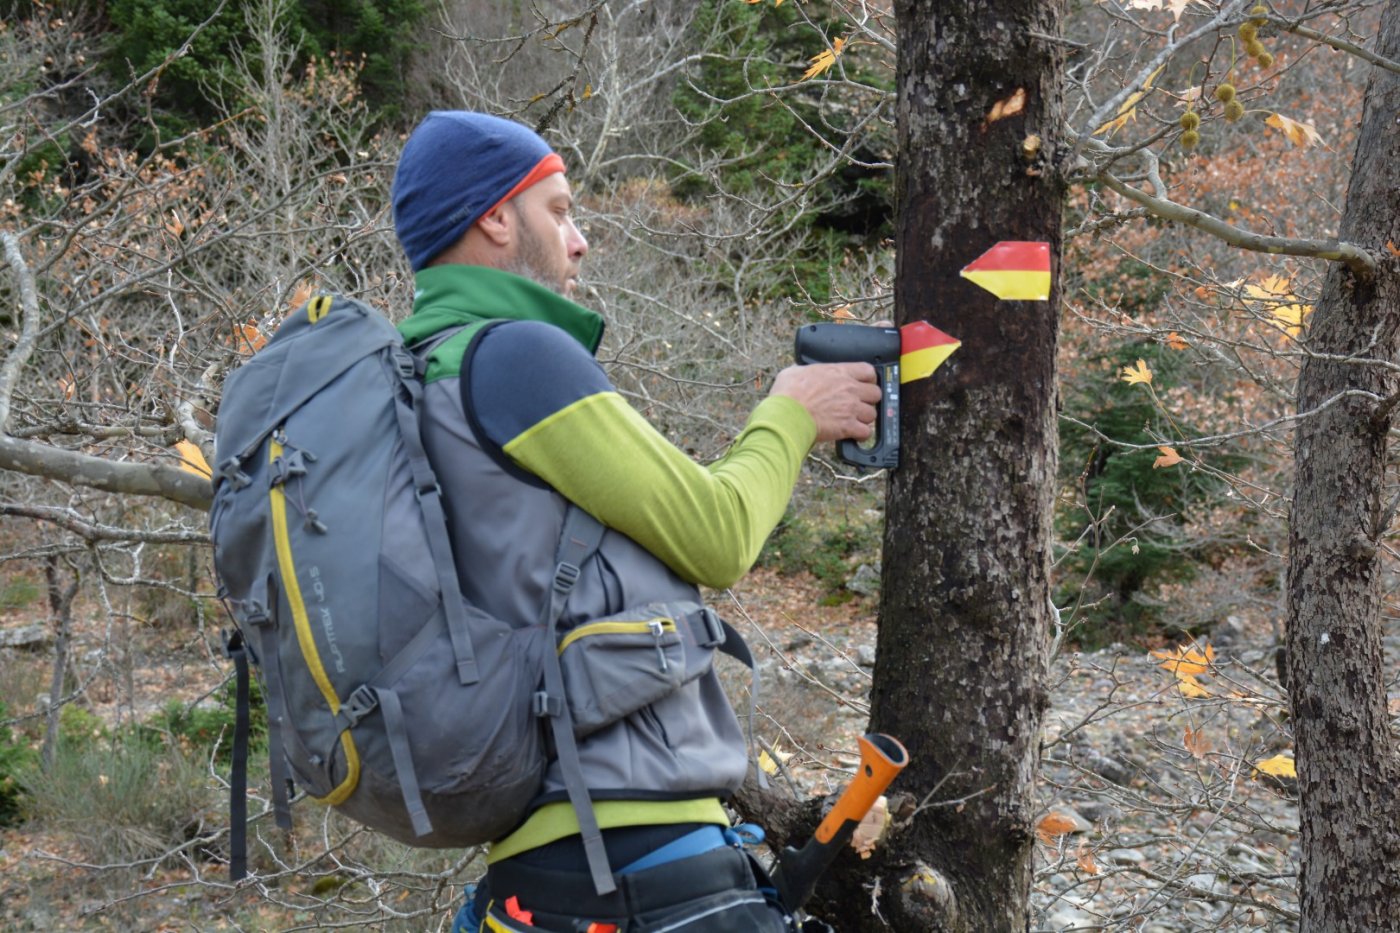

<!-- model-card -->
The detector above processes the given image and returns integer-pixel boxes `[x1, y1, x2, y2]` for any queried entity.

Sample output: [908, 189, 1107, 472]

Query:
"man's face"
[502, 173, 589, 298]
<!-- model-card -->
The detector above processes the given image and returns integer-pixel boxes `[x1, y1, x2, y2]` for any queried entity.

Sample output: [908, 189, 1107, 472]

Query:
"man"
[391, 111, 878, 932]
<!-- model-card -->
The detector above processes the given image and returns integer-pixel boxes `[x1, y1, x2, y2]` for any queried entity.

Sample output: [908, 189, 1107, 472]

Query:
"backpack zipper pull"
[648, 619, 668, 673]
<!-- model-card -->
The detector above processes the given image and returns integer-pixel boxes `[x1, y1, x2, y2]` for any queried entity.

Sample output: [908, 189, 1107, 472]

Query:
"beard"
[502, 205, 572, 297]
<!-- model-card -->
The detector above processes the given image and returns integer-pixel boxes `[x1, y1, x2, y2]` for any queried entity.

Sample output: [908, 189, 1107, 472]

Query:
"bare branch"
[1095, 170, 1377, 278]
[0, 435, 212, 510]
[0, 231, 41, 431]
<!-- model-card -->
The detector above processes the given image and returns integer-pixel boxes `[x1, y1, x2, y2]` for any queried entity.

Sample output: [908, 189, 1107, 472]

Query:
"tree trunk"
[837, 1, 1065, 929]
[40, 556, 79, 774]
[1286, 6, 1400, 930]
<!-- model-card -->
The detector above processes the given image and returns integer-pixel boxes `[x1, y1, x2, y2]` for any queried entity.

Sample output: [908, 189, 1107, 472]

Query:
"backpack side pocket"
[559, 601, 722, 737]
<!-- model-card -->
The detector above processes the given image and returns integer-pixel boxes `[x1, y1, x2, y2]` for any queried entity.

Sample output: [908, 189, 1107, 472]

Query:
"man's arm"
[469, 321, 877, 589]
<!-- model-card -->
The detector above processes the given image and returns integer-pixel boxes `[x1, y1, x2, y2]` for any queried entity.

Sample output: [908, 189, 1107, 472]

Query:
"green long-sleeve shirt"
[399, 265, 815, 589]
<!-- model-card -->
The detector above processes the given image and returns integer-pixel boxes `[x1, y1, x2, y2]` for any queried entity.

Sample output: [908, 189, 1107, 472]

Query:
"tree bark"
[831, 1, 1066, 929]
[1286, 5, 1400, 930]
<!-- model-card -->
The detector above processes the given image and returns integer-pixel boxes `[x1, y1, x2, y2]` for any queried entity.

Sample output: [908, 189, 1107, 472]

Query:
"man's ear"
[475, 203, 513, 248]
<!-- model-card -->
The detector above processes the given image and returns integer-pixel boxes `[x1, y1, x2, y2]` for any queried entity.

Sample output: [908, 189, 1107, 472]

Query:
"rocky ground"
[723, 568, 1305, 932]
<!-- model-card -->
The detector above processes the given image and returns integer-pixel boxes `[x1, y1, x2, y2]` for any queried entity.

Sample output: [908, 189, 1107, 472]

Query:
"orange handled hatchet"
[771, 733, 910, 912]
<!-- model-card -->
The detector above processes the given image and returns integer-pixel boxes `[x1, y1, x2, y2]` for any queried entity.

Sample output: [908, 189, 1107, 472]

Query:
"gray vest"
[418, 375, 749, 803]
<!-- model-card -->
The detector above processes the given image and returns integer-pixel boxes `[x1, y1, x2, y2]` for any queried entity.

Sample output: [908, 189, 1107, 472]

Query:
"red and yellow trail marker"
[899, 321, 960, 383]
[960, 241, 1051, 301]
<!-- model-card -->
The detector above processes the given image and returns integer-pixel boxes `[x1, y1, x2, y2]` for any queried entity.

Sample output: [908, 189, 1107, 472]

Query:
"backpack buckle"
[393, 348, 421, 380]
[553, 562, 581, 594]
[532, 691, 564, 718]
[217, 457, 251, 491]
[338, 685, 380, 730]
[223, 629, 246, 660]
[698, 609, 725, 649]
[242, 600, 272, 628]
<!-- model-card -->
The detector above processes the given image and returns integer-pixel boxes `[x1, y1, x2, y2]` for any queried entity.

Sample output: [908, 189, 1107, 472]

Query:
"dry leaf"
[58, 374, 76, 400]
[1166, 331, 1189, 350]
[986, 88, 1027, 125]
[1096, 65, 1164, 136]
[1036, 812, 1080, 844]
[288, 280, 318, 313]
[1265, 113, 1324, 148]
[1152, 641, 1215, 677]
[236, 321, 267, 354]
[830, 305, 855, 321]
[1387, 241, 1400, 258]
[802, 37, 846, 81]
[175, 439, 213, 478]
[1183, 726, 1211, 759]
[1254, 753, 1297, 779]
[1153, 446, 1184, 469]
[851, 795, 890, 859]
[1076, 841, 1100, 876]
[1120, 359, 1153, 385]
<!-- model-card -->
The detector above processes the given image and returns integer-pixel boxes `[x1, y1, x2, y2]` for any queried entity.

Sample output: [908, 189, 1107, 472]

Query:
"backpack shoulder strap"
[534, 507, 616, 896]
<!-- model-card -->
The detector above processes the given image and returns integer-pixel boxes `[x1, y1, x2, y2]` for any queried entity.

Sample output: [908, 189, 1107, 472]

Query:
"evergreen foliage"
[671, 0, 893, 300]
[0, 702, 37, 827]
[103, 0, 426, 127]
[1058, 340, 1242, 640]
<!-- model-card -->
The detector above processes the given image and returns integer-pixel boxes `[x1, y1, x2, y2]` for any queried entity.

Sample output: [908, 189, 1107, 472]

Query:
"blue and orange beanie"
[392, 112, 566, 271]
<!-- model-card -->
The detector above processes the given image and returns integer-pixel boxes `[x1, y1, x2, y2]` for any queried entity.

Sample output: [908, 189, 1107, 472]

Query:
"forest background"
[0, 0, 1394, 929]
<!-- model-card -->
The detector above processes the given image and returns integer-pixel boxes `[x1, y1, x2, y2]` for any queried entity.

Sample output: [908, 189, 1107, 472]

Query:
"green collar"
[400, 264, 604, 355]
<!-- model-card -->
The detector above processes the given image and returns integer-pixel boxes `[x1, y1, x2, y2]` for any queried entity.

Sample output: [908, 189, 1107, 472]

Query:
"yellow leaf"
[802, 37, 845, 81]
[1153, 446, 1184, 469]
[1254, 753, 1297, 779]
[1120, 359, 1153, 385]
[1096, 65, 1164, 136]
[1177, 673, 1211, 698]
[1166, 331, 1189, 350]
[1265, 113, 1324, 148]
[986, 88, 1027, 125]
[758, 744, 790, 776]
[175, 440, 212, 478]
[1269, 303, 1312, 338]
[1243, 274, 1313, 337]
[1151, 641, 1215, 676]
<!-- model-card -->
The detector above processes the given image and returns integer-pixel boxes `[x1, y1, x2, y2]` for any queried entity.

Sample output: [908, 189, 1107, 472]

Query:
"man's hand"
[770, 363, 881, 444]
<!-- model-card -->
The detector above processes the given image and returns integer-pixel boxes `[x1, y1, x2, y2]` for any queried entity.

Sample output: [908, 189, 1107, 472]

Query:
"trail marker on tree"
[960, 241, 1052, 300]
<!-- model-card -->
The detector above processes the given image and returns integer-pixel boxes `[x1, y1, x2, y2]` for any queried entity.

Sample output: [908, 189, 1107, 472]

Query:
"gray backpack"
[211, 294, 755, 893]
[209, 295, 614, 882]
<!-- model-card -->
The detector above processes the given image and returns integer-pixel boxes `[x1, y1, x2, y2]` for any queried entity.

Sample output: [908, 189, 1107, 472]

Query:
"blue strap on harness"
[617, 824, 767, 876]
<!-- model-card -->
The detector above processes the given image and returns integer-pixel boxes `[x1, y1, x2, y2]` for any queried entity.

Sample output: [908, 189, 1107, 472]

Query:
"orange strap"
[504, 896, 533, 925]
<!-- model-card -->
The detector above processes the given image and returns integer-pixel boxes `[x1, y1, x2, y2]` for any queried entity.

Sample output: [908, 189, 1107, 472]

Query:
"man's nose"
[567, 219, 589, 260]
